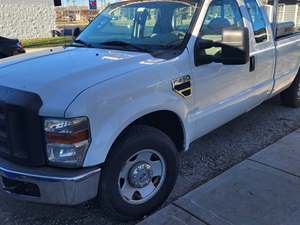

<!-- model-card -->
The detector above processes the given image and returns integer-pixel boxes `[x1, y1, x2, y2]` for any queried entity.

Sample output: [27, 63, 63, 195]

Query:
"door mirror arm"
[196, 39, 217, 49]
[194, 39, 224, 66]
[73, 27, 81, 39]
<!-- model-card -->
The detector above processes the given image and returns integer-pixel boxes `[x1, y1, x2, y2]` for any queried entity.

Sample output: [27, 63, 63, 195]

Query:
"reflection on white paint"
[102, 56, 122, 61]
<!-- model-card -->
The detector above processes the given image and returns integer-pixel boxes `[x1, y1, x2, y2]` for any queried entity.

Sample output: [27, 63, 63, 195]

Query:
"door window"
[245, 0, 268, 43]
[199, 0, 244, 56]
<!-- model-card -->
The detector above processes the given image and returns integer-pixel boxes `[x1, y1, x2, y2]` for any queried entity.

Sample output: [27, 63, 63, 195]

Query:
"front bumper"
[0, 157, 101, 205]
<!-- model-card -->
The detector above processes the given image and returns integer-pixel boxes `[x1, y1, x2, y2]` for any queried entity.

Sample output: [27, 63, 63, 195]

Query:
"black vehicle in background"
[0, 36, 25, 59]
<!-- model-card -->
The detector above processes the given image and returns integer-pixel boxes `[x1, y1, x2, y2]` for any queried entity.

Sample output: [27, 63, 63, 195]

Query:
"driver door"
[190, 0, 255, 138]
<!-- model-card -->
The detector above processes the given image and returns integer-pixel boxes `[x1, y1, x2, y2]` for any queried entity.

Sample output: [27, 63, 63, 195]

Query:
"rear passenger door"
[271, 2, 300, 93]
[244, 0, 275, 102]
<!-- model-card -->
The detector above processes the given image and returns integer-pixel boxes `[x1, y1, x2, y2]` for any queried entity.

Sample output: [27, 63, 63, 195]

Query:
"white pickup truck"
[0, 0, 300, 221]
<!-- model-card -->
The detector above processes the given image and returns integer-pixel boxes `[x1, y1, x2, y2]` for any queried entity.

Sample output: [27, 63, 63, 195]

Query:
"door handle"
[250, 56, 255, 72]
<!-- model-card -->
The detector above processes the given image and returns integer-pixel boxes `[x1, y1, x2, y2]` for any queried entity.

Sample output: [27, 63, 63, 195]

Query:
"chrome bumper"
[0, 157, 101, 205]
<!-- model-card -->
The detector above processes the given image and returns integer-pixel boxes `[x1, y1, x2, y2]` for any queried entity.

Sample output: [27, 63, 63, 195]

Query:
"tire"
[99, 125, 178, 221]
[281, 71, 300, 108]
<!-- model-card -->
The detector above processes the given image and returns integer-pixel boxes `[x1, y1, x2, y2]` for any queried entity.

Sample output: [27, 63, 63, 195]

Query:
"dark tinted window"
[245, 0, 268, 43]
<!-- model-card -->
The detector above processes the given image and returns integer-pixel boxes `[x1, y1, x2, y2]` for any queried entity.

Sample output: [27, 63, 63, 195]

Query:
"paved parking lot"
[1, 96, 300, 225]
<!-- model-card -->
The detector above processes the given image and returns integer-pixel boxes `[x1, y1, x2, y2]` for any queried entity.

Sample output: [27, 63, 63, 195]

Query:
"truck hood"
[0, 47, 159, 117]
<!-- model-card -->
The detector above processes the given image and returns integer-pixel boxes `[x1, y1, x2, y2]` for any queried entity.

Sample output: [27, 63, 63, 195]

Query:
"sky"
[62, 0, 117, 7]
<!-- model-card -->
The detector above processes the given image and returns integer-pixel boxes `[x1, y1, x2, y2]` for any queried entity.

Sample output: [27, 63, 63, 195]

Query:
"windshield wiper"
[69, 39, 94, 48]
[99, 41, 151, 53]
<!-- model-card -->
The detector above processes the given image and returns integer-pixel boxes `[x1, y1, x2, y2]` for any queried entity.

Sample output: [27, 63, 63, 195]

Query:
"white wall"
[0, 0, 56, 39]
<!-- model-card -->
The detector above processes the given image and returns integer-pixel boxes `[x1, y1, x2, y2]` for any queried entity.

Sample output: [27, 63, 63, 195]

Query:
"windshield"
[76, 0, 198, 52]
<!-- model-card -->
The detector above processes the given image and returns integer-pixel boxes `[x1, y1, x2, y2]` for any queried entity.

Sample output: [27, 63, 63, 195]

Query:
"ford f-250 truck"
[0, 0, 299, 221]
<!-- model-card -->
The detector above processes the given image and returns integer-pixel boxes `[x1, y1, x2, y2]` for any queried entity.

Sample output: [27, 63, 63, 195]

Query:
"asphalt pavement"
[1, 96, 300, 225]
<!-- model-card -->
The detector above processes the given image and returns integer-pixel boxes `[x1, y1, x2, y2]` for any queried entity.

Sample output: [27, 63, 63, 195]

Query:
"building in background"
[55, 6, 99, 24]
[64, 0, 110, 9]
[0, 0, 57, 39]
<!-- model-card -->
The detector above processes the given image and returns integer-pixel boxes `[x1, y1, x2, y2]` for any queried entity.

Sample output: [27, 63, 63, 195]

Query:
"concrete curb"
[138, 129, 300, 225]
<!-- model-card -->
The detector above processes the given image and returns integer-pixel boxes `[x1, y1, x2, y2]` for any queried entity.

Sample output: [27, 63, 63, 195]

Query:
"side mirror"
[221, 27, 250, 65]
[73, 27, 81, 39]
[195, 27, 250, 66]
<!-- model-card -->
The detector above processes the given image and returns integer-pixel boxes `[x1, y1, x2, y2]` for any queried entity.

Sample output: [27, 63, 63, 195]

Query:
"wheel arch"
[114, 110, 186, 153]
[82, 106, 190, 167]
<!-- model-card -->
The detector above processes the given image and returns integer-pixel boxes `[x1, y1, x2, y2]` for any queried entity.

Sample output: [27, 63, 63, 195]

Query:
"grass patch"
[22, 37, 73, 48]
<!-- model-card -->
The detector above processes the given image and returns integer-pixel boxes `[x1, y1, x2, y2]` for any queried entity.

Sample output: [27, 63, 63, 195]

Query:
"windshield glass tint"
[77, 1, 197, 51]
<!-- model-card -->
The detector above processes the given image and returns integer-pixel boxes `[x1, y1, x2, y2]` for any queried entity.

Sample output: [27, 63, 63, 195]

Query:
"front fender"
[65, 80, 191, 167]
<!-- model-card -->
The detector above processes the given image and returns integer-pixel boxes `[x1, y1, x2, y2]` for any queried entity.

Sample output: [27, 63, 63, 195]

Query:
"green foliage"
[22, 37, 73, 48]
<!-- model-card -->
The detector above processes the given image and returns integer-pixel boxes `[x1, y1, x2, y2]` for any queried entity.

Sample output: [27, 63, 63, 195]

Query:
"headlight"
[44, 117, 91, 168]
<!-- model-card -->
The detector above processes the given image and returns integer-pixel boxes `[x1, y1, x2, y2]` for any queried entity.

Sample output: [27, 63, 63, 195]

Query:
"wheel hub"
[118, 149, 166, 204]
[128, 162, 153, 188]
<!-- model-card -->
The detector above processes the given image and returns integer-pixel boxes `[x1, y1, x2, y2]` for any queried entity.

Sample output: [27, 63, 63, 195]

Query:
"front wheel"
[281, 71, 300, 108]
[99, 125, 178, 221]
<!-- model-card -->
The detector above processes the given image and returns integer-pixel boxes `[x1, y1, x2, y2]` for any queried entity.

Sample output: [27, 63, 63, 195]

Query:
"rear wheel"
[100, 125, 178, 221]
[281, 71, 300, 108]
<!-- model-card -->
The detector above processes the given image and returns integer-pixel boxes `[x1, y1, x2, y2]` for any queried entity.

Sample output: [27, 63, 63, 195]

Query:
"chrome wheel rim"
[118, 149, 166, 205]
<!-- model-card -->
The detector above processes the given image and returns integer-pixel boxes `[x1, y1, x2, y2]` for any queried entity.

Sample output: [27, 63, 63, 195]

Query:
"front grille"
[0, 86, 46, 166]
[0, 105, 10, 157]
[0, 103, 31, 161]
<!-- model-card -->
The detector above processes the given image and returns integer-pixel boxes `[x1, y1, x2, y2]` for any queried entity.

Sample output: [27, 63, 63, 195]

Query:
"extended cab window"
[245, 0, 268, 43]
[199, 0, 244, 56]
[274, 2, 300, 38]
[261, 1, 300, 39]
